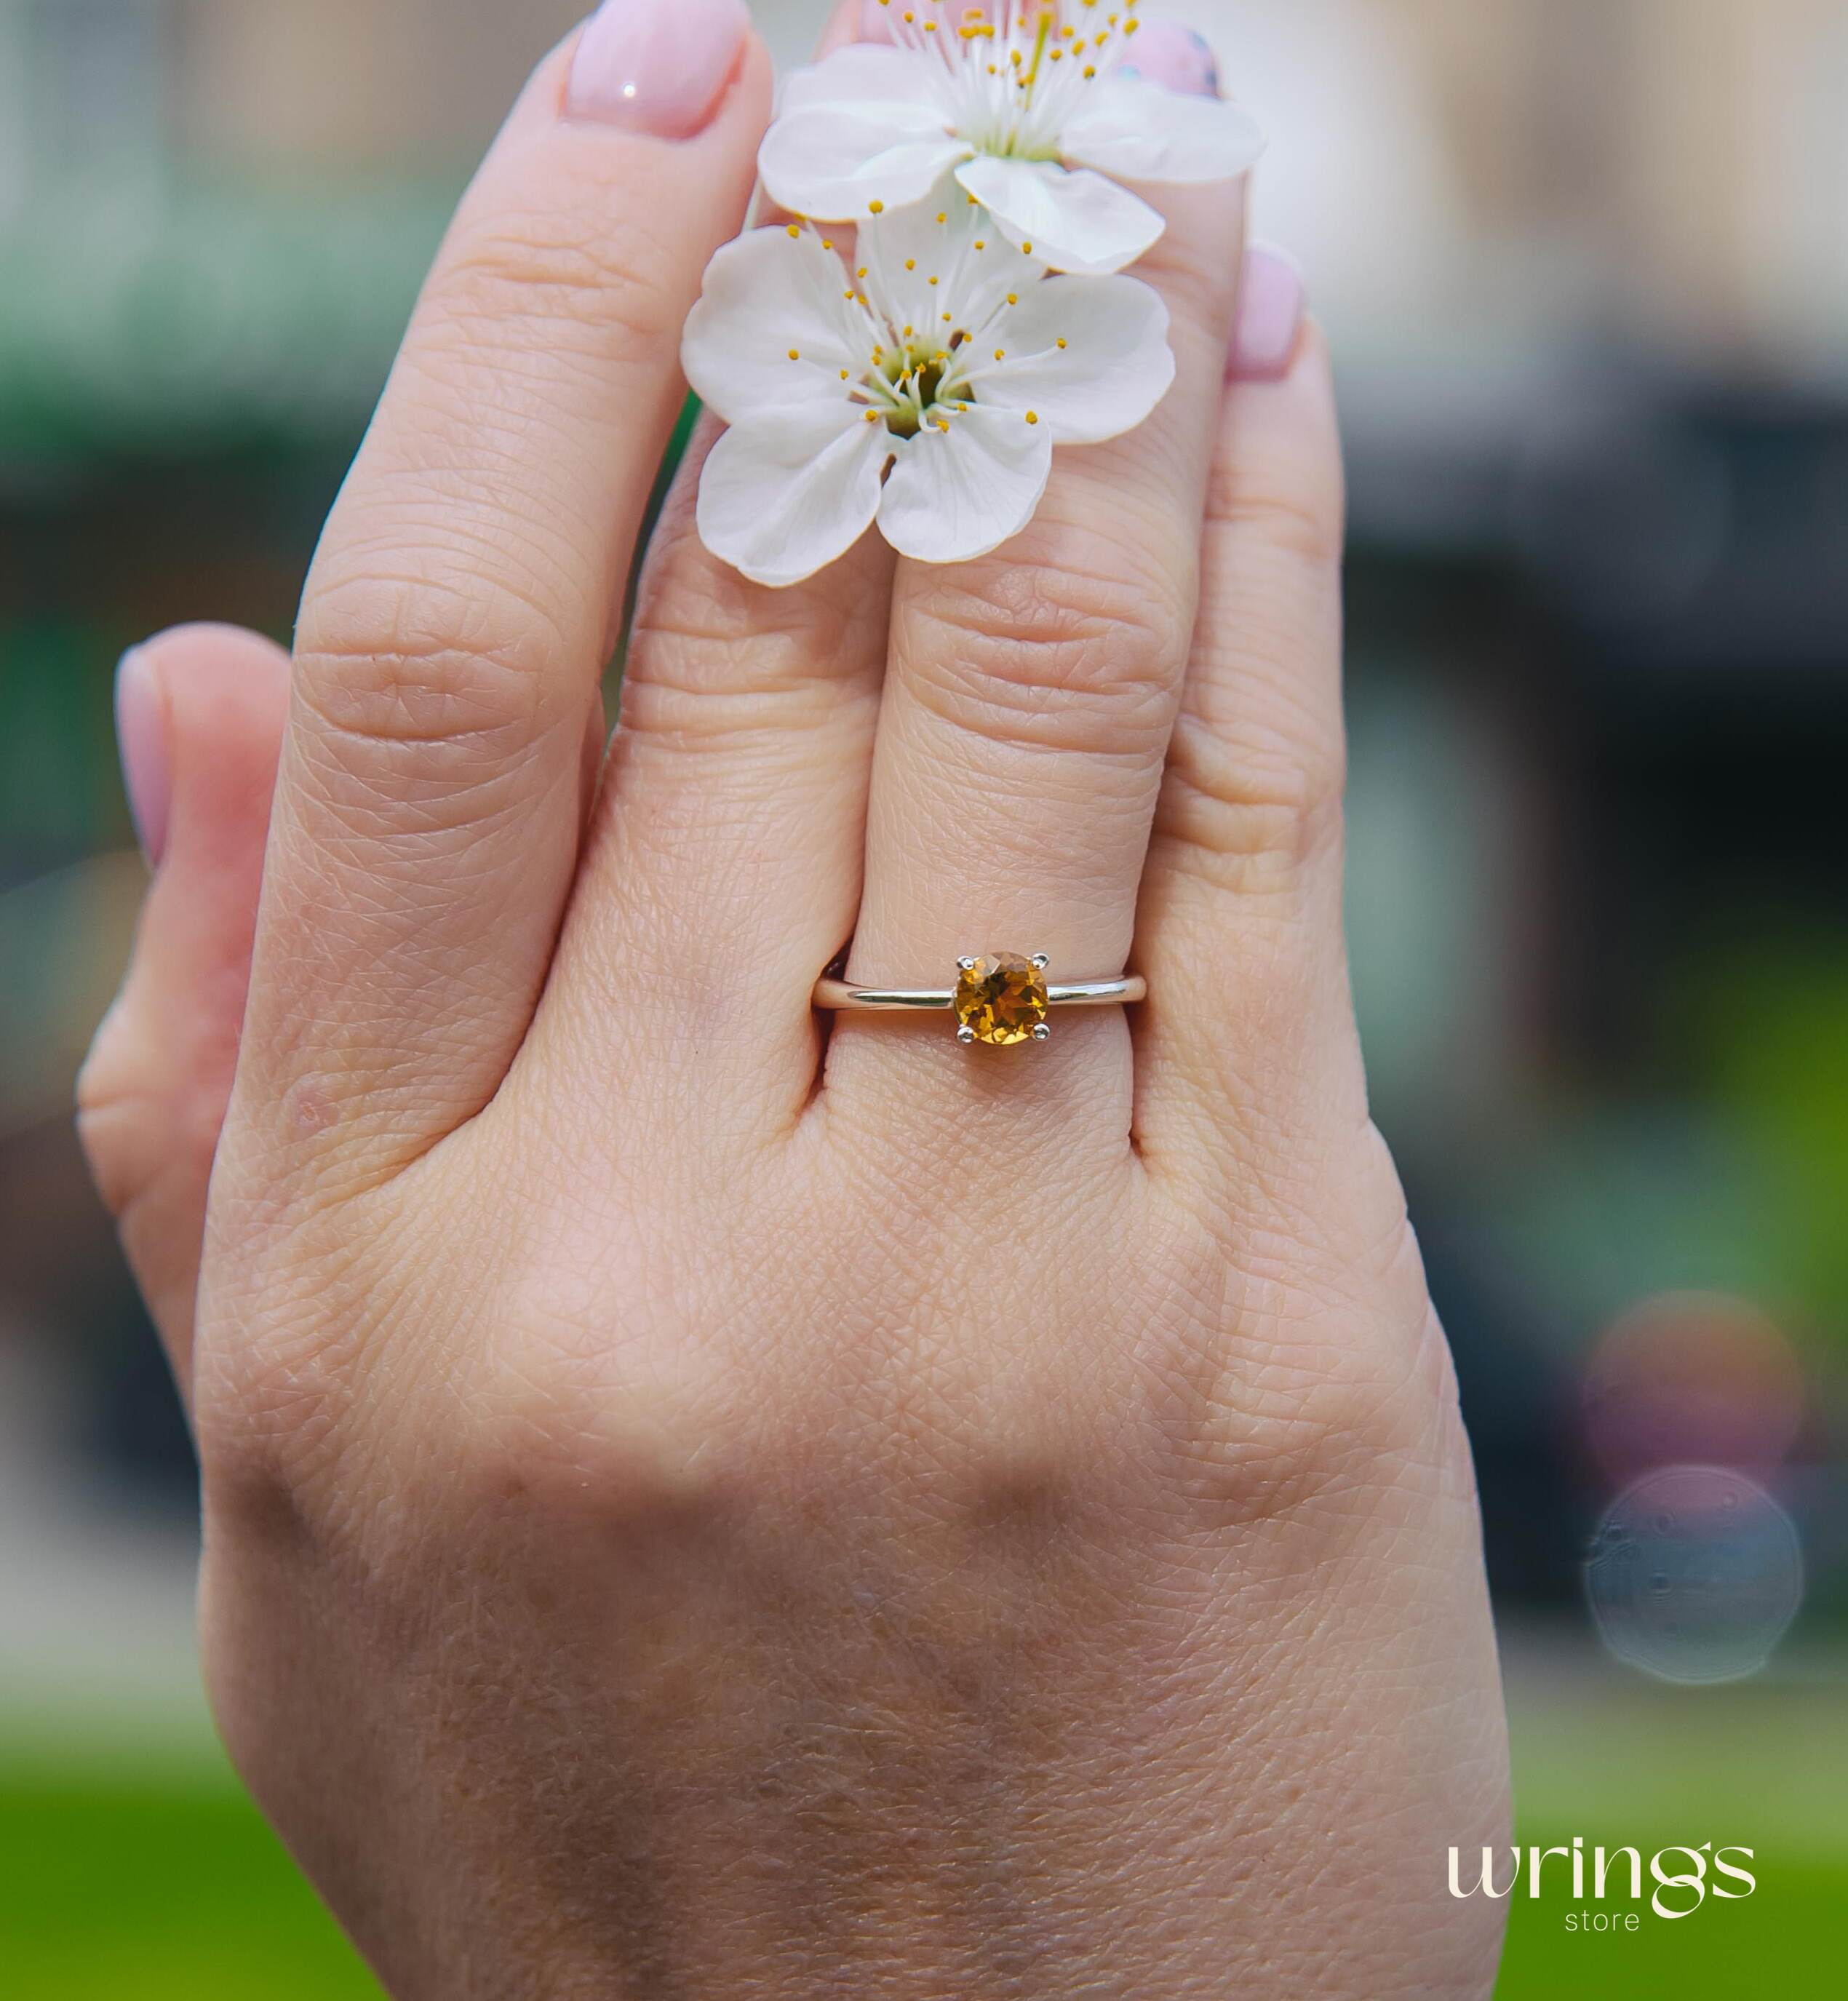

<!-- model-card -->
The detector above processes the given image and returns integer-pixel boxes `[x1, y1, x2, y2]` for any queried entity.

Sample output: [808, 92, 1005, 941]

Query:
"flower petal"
[954, 155, 1163, 278]
[1060, 73, 1267, 186]
[778, 44, 922, 116]
[859, 173, 1038, 349]
[760, 102, 969, 224]
[698, 413, 891, 589]
[681, 228, 867, 429]
[973, 275, 1174, 446]
[877, 406, 1053, 567]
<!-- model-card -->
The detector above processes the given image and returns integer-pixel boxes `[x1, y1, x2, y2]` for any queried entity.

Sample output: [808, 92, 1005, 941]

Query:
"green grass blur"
[3, 1666, 1842, 1998]
[0, 1770, 378, 2000]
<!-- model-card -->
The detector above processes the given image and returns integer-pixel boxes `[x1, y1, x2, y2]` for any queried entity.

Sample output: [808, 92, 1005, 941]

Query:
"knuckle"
[1208, 438, 1347, 573]
[1145, 1218, 1455, 1528]
[75, 1093, 146, 1225]
[624, 515, 888, 744]
[476, 1367, 732, 1540]
[1156, 706, 1345, 883]
[429, 201, 680, 359]
[294, 565, 576, 800]
[907, 525, 1192, 757]
[75, 1011, 207, 1228]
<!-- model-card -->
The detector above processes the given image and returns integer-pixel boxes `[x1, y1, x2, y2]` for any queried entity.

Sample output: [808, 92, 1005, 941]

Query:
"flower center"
[878, 0, 1139, 162]
[859, 331, 976, 440]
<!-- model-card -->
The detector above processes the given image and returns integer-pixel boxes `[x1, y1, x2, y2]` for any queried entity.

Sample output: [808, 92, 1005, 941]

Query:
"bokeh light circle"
[1586, 1465, 1804, 1684]
[1582, 1292, 1804, 1484]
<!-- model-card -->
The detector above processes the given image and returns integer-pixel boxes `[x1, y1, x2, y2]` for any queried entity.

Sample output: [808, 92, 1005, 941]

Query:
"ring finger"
[829, 143, 1248, 1145]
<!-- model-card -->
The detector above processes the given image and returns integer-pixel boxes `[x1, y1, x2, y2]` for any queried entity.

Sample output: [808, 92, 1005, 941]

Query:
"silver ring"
[813, 952, 1146, 1048]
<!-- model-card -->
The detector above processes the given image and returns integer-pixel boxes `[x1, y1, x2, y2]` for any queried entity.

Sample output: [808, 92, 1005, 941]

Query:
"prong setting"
[1030, 954, 1050, 971]
[957, 1025, 977, 1046]
[1032, 1022, 1051, 1041]
[951, 951, 1052, 1048]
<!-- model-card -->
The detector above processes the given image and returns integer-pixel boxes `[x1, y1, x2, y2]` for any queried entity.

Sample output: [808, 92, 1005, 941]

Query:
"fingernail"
[565, 0, 750, 135]
[1120, 20, 1221, 98]
[115, 646, 171, 869]
[1230, 244, 1305, 383]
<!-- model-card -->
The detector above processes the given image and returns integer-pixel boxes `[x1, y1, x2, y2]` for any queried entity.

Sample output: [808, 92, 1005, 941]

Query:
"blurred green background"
[2, 0, 1844, 1992]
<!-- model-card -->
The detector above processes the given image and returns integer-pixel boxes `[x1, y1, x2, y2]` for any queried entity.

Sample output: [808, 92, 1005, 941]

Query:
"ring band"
[813, 952, 1145, 1048]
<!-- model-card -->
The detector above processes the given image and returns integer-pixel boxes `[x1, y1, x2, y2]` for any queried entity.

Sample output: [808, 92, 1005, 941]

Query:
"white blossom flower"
[682, 186, 1173, 588]
[759, 1, 1264, 278]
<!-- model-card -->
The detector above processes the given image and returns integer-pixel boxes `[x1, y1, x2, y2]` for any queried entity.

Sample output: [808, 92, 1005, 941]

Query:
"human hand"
[81, 3, 1510, 1995]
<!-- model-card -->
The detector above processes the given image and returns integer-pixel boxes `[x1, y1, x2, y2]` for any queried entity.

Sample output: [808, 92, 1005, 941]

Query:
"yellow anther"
[1021, 242, 1033, 255]
[995, 348, 1005, 360]
[869, 199, 885, 214]
[1026, 410, 1040, 425]
[786, 223, 800, 238]
[1056, 337, 1068, 349]
[906, 258, 917, 270]
[1007, 293, 1019, 305]
[788, 349, 800, 359]
[974, 239, 986, 250]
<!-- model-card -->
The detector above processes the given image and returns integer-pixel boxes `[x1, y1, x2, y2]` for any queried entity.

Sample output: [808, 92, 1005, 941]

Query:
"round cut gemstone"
[953, 953, 1049, 1047]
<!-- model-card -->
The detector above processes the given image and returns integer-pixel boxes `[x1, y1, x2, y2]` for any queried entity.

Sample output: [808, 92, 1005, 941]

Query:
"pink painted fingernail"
[565, 0, 750, 135]
[1230, 244, 1305, 382]
[116, 646, 171, 868]
[1120, 19, 1221, 98]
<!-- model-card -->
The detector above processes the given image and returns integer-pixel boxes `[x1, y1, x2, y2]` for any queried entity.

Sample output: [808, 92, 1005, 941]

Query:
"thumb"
[79, 624, 290, 1394]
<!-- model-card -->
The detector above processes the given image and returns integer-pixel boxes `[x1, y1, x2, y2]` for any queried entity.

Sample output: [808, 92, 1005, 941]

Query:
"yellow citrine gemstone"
[953, 952, 1049, 1046]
